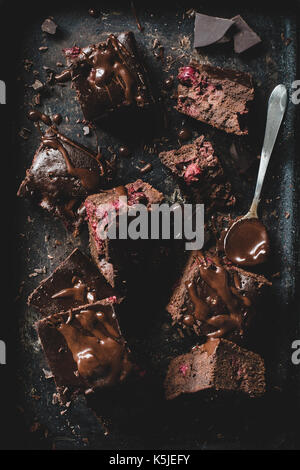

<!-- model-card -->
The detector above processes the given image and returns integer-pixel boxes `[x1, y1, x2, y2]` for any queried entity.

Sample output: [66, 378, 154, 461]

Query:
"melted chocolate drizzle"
[51, 276, 96, 304]
[28, 109, 105, 193]
[55, 308, 131, 389]
[88, 35, 137, 105]
[185, 253, 247, 338]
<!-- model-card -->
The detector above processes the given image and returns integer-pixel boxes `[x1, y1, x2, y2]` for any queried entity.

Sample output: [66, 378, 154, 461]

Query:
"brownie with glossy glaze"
[37, 301, 133, 398]
[63, 31, 154, 122]
[17, 127, 105, 233]
[167, 250, 271, 343]
[28, 248, 118, 317]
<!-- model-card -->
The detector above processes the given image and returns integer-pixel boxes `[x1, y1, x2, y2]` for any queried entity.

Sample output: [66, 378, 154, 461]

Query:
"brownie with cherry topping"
[85, 179, 164, 287]
[159, 136, 235, 210]
[62, 31, 154, 122]
[167, 250, 271, 343]
[164, 338, 266, 400]
[176, 63, 254, 135]
[17, 127, 105, 234]
[28, 248, 118, 317]
[36, 301, 133, 398]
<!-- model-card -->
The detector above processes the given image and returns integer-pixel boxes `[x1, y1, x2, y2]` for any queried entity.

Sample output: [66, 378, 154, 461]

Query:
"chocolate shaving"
[41, 18, 58, 35]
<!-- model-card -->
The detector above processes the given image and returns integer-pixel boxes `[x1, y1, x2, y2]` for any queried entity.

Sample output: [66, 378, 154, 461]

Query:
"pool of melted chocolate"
[224, 218, 270, 267]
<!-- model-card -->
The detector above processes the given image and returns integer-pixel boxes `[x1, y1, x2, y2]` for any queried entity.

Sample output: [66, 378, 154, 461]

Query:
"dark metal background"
[0, 0, 299, 450]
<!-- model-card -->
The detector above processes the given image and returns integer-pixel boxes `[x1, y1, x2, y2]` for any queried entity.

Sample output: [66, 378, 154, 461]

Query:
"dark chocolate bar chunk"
[37, 301, 133, 397]
[167, 250, 271, 342]
[63, 32, 154, 122]
[28, 248, 117, 317]
[159, 136, 235, 210]
[193, 13, 261, 54]
[85, 179, 164, 287]
[176, 63, 254, 135]
[164, 338, 266, 400]
[17, 126, 105, 233]
[194, 12, 234, 48]
[232, 15, 262, 54]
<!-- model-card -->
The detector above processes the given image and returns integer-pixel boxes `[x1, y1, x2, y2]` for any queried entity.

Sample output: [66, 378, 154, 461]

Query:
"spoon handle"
[248, 84, 287, 217]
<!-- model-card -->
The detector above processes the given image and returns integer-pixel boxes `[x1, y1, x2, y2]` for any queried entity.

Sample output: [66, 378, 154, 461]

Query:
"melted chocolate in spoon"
[224, 218, 270, 267]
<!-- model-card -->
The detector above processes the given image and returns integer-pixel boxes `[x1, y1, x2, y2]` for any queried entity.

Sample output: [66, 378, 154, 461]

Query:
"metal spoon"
[224, 84, 288, 266]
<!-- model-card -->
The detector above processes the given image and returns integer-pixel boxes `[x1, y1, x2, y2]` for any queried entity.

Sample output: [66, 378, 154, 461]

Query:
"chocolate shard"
[232, 15, 262, 54]
[164, 339, 266, 400]
[28, 248, 119, 316]
[194, 12, 234, 48]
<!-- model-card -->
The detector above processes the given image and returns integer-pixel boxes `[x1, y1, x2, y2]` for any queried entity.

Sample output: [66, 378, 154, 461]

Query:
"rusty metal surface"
[0, 0, 299, 449]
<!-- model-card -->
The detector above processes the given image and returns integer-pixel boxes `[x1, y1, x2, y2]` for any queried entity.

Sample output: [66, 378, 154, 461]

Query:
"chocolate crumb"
[139, 163, 152, 174]
[41, 18, 58, 35]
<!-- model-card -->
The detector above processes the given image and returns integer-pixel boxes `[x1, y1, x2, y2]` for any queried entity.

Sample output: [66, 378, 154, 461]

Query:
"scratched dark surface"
[0, 0, 299, 450]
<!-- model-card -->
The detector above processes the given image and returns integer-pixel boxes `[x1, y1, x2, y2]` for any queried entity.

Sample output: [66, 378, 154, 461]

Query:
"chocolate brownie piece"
[164, 338, 266, 400]
[176, 63, 254, 135]
[62, 32, 154, 122]
[37, 301, 133, 397]
[85, 179, 164, 287]
[28, 248, 118, 317]
[17, 126, 105, 233]
[167, 250, 271, 342]
[159, 136, 235, 210]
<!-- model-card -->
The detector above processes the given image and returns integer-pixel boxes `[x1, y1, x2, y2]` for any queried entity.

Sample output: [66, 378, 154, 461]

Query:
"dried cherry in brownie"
[164, 339, 266, 400]
[36, 301, 133, 397]
[17, 126, 105, 233]
[176, 63, 254, 135]
[63, 32, 154, 122]
[167, 250, 271, 342]
[28, 248, 118, 317]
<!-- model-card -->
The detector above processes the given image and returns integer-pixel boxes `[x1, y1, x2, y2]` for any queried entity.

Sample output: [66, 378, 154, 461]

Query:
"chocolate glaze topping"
[224, 218, 270, 267]
[50, 305, 132, 390]
[42, 134, 100, 192]
[28, 110, 52, 126]
[29, 110, 104, 192]
[88, 35, 136, 105]
[51, 276, 96, 304]
[185, 252, 245, 338]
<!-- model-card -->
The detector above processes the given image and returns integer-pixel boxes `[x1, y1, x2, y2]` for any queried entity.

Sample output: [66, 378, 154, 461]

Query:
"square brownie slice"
[159, 136, 235, 210]
[167, 250, 271, 343]
[17, 126, 105, 234]
[164, 338, 266, 400]
[62, 31, 154, 122]
[85, 179, 164, 287]
[176, 63, 254, 135]
[28, 248, 118, 317]
[36, 301, 133, 398]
